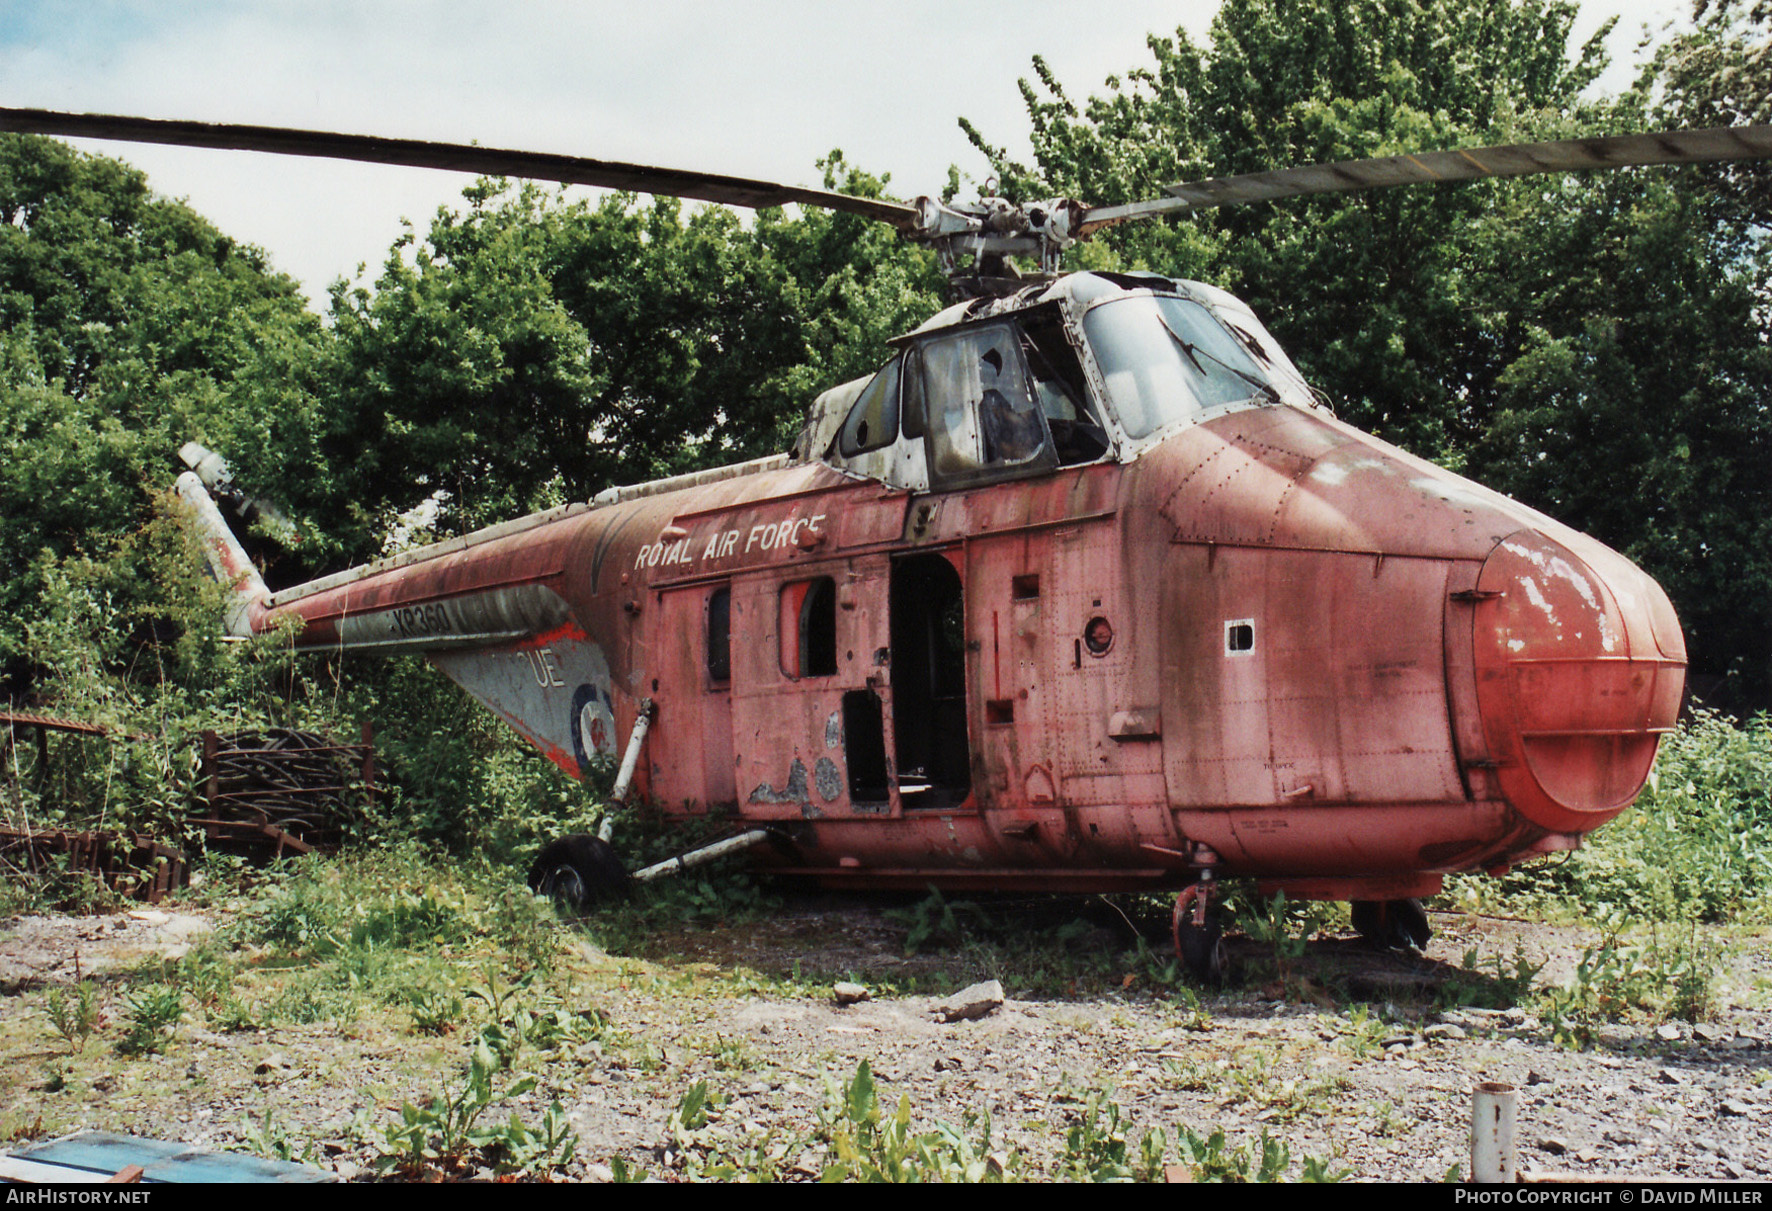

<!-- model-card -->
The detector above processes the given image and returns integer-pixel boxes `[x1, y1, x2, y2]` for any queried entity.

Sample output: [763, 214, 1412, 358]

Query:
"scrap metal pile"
[1, 711, 187, 903]
[0, 823, 189, 905]
[3, 713, 376, 902]
[193, 725, 376, 857]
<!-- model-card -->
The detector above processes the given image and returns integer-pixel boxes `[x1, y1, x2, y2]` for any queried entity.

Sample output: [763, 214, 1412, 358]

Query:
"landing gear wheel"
[1351, 897, 1432, 950]
[527, 834, 629, 912]
[1390, 897, 1432, 948]
[1177, 918, 1225, 984]
[1171, 884, 1225, 984]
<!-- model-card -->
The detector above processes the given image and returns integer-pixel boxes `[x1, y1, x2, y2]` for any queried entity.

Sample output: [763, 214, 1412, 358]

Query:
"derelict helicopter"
[5, 106, 1769, 977]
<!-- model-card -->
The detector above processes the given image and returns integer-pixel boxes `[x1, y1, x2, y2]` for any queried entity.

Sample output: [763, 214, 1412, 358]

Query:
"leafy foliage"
[0, 134, 326, 694]
[375, 1037, 540, 1176]
[115, 984, 183, 1056]
[811, 1060, 1016, 1182]
[42, 981, 100, 1055]
[1538, 914, 1723, 1048]
[313, 160, 941, 546]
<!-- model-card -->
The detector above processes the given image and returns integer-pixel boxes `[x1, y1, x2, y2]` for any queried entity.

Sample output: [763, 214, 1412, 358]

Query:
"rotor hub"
[911, 195, 1084, 297]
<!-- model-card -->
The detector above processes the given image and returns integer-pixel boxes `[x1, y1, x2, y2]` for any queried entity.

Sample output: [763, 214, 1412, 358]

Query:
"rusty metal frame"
[0, 825, 189, 904]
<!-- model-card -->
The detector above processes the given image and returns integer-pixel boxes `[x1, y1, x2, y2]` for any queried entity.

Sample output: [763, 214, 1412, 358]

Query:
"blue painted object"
[10, 1131, 335, 1183]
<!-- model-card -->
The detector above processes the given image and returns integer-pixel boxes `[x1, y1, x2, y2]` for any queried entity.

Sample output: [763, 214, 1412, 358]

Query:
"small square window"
[1225, 619, 1255, 656]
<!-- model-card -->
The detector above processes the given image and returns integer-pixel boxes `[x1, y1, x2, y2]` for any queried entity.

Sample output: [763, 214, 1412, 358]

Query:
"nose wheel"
[1172, 878, 1224, 984]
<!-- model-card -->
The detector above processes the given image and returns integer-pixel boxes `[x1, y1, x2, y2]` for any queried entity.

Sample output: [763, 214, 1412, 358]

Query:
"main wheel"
[527, 834, 629, 912]
[1177, 918, 1225, 984]
[1390, 897, 1432, 948]
[1351, 897, 1432, 950]
[1171, 885, 1225, 984]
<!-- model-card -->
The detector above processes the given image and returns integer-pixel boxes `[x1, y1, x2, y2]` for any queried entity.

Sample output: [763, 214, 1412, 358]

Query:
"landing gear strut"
[1171, 874, 1224, 984]
[1350, 897, 1432, 950]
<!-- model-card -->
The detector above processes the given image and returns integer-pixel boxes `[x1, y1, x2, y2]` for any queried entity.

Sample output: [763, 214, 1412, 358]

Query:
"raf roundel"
[571, 682, 617, 772]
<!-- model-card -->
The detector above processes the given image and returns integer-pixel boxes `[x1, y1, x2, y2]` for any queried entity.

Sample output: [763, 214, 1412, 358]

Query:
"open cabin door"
[889, 550, 972, 810]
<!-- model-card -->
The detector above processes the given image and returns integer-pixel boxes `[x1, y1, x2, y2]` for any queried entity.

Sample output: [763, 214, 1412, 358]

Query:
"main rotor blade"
[1079, 124, 1772, 234]
[0, 107, 919, 230]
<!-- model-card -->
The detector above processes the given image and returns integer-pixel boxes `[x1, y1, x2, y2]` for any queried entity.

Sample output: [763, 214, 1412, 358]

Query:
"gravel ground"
[2, 897, 1769, 1182]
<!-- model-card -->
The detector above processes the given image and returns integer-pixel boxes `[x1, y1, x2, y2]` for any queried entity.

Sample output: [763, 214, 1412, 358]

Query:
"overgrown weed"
[43, 981, 101, 1054]
[1454, 712, 1772, 924]
[1538, 914, 1723, 1049]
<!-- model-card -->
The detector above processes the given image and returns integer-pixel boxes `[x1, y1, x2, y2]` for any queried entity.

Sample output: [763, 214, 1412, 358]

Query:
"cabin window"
[706, 586, 731, 682]
[779, 576, 837, 678]
[838, 356, 902, 457]
[1083, 296, 1278, 438]
[917, 324, 1054, 487]
[901, 346, 926, 438]
[1225, 618, 1255, 656]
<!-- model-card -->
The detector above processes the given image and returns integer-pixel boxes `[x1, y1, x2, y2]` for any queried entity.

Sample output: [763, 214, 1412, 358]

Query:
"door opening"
[890, 552, 971, 807]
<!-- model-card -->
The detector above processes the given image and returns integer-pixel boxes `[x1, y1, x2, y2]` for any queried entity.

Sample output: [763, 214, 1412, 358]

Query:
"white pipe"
[1472, 1082, 1518, 1183]
[597, 699, 654, 843]
[632, 830, 771, 883]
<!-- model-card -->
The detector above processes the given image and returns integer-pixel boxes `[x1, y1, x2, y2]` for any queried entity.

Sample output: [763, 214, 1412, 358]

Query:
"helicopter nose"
[1468, 528, 1685, 835]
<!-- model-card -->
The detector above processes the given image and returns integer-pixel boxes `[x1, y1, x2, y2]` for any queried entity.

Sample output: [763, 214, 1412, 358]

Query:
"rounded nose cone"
[1471, 529, 1686, 834]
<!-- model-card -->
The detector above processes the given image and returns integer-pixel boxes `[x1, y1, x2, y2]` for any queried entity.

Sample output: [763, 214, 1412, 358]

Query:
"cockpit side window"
[837, 356, 902, 457]
[901, 346, 926, 439]
[1019, 308, 1109, 466]
[917, 324, 1055, 487]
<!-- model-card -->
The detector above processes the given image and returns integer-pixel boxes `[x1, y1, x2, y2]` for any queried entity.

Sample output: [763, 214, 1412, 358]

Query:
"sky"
[1, 1, 1696, 308]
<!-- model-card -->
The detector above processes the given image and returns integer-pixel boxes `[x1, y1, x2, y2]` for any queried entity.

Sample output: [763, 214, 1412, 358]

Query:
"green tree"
[313, 160, 940, 547]
[0, 134, 328, 698]
[967, 0, 1613, 455]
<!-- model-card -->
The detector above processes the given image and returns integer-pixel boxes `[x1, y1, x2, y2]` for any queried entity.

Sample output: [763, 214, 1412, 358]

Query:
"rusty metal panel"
[1161, 542, 1274, 806]
[1144, 405, 1545, 561]
[1174, 801, 1516, 877]
[1049, 527, 1157, 786]
[1471, 528, 1684, 834]
[645, 586, 735, 813]
[1262, 549, 1462, 804]
[1443, 559, 1498, 803]
[964, 533, 1038, 811]
[1159, 543, 1461, 808]
[727, 558, 895, 824]
[836, 489, 913, 549]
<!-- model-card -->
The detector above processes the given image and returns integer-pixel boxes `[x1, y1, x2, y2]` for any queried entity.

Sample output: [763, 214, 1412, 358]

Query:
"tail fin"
[173, 471, 270, 638]
[178, 441, 299, 546]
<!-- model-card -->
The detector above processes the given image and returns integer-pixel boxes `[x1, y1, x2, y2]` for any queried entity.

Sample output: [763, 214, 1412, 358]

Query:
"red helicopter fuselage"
[184, 272, 1684, 902]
